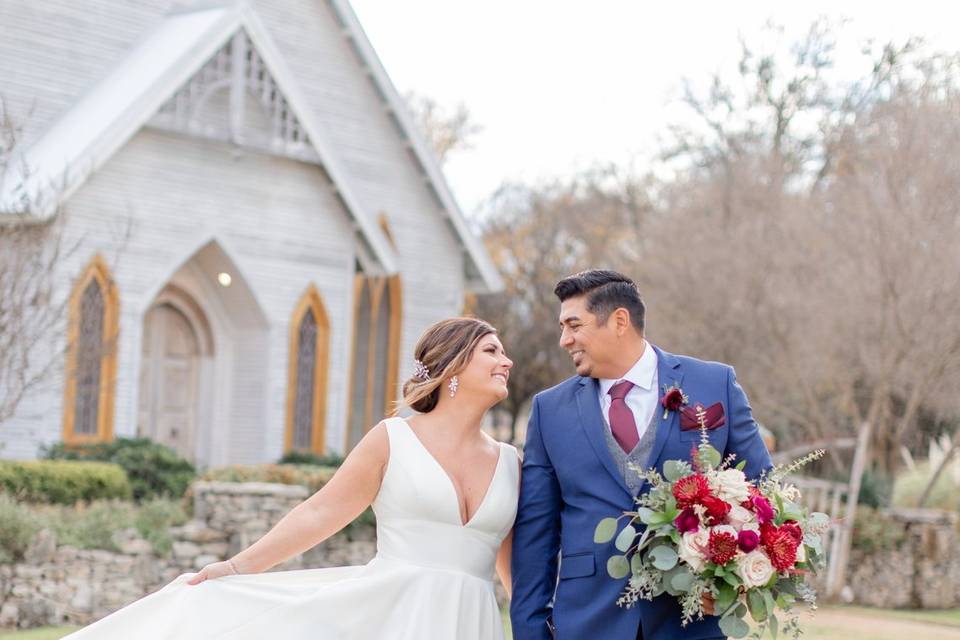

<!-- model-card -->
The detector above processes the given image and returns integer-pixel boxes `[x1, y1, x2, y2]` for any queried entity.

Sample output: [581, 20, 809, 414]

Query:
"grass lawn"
[0, 629, 78, 639]
[4, 606, 960, 639]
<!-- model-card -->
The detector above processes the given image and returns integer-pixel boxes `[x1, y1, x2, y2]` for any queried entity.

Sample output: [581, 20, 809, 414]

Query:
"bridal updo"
[399, 317, 497, 414]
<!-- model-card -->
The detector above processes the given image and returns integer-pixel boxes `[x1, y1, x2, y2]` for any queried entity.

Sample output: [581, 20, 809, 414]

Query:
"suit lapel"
[575, 377, 632, 497]
[646, 345, 684, 475]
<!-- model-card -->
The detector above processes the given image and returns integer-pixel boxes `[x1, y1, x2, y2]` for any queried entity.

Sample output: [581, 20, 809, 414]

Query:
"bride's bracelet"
[227, 558, 239, 575]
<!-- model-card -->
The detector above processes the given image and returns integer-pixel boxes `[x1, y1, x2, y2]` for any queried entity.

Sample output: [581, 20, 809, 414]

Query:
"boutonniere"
[660, 383, 688, 420]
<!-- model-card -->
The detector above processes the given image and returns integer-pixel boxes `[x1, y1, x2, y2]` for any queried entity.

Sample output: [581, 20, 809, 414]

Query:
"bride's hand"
[187, 559, 239, 585]
[701, 592, 716, 616]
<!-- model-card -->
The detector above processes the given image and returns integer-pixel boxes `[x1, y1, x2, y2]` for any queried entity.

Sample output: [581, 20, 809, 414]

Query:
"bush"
[0, 494, 40, 563]
[0, 496, 189, 562]
[277, 450, 344, 467]
[200, 464, 337, 494]
[892, 463, 960, 512]
[134, 498, 189, 555]
[851, 505, 908, 553]
[43, 438, 196, 501]
[0, 460, 131, 504]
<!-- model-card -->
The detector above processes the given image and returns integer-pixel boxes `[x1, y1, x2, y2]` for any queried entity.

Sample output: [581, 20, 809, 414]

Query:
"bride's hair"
[398, 317, 497, 414]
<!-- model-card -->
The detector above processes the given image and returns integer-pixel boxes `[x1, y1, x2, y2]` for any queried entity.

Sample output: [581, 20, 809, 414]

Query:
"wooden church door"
[138, 303, 199, 460]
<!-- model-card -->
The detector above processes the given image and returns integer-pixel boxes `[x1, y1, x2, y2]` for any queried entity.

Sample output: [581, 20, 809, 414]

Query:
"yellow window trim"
[284, 284, 330, 455]
[62, 255, 119, 445]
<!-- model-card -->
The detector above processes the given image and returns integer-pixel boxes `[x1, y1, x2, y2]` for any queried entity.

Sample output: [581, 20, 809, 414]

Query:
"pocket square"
[679, 402, 726, 431]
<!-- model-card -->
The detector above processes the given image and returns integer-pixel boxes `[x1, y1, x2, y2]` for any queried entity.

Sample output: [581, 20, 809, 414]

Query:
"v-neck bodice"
[371, 417, 519, 580]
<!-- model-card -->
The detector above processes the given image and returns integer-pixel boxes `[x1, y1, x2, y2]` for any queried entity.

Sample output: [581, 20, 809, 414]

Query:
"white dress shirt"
[598, 341, 659, 440]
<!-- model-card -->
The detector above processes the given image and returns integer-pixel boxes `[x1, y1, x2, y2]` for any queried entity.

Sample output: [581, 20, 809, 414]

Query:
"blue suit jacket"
[510, 346, 773, 640]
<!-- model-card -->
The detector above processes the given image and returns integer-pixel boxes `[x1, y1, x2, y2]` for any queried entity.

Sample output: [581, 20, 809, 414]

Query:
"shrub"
[43, 438, 196, 501]
[200, 464, 337, 494]
[0, 496, 189, 561]
[892, 463, 960, 512]
[44, 500, 135, 551]
[0, 494, 40, 563]
[134, 498, 189, 555]
[277, 450, 345, 467]
[851, 505, 908, 553]
[0, 460, 131, 504]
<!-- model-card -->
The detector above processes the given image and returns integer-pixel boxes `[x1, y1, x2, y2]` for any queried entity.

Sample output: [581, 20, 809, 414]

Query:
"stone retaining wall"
[0, 482, 376, 629]
[844, 508, 960, 608]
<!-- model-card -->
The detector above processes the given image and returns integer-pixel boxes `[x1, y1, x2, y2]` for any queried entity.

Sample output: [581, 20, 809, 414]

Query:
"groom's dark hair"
[554, 269, 645, 333]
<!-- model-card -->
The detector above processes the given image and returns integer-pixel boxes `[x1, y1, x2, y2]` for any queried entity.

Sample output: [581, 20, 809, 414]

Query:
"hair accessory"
[413, 359, 430, 381]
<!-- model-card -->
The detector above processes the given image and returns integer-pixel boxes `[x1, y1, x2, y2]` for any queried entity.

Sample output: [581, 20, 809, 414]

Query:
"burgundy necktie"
[608, 380, 639, 453]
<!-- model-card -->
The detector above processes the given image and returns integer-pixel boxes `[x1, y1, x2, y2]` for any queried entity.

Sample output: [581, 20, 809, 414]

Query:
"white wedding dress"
[65, 417, 519, 639]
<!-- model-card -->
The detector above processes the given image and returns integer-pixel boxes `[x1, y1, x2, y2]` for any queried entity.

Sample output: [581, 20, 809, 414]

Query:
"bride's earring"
[448, 376, 459, 398]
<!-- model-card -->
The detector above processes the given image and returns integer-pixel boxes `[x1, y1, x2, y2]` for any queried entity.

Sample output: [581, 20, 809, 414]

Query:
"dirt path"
[805, 607, 960, 640]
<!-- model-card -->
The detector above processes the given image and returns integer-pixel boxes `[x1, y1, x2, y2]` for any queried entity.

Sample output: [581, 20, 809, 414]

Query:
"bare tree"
[0, 100, 76, 426]
[405, 92, 482, 165]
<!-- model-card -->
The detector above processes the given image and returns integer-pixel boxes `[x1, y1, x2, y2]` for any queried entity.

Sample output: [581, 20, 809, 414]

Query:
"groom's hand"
[701, 593, 716, 616]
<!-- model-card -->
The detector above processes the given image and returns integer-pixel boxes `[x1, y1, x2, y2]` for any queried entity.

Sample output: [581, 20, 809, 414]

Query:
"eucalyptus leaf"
[769, 612, 779, 640]
[631, 553, 644, 575]
[763, 590, 777, 619]
[595, 518, 618, 543]
[649, 545, 679, 571]
[723, 571, 742, 588]
[615, 524, 637, 552]
[607, 555, 630, 579]
[637, 507, 656, 525]
[669, 568, 695, 593]
[663, 460, 686, 482]
[718, 613, 751, 639]
[716, 581, 738, 613]
[747, 589, 768, 622]
[699, 445, 722, 469]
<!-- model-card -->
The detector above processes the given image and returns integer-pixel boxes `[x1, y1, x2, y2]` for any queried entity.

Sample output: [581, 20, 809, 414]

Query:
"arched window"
[285, 285, 330, 453]
[63, 255, 119, 444]
[346, 274, 401, 451]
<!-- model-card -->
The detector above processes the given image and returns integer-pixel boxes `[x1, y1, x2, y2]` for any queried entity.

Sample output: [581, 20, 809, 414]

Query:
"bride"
[66, 317, 518, 639]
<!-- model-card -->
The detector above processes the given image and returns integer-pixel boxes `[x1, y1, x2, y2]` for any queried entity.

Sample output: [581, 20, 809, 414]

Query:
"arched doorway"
[138, 286, 213, 462]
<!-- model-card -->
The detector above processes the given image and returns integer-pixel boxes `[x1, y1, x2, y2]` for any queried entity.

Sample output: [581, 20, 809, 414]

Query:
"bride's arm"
[188, 421, 389, 584]
[495, 529, 513, 599]
[495, 455, 522, 599]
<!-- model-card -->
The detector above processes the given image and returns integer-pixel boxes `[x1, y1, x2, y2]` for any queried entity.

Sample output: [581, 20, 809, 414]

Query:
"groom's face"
[558, 295, 618, 379]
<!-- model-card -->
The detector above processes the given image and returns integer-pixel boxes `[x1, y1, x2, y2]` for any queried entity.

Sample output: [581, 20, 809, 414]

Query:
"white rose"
[677, 529, 710, 573]
[709, 468, 751, 504]
[736, 550, 775, 589]
[728, 505, 756, 530]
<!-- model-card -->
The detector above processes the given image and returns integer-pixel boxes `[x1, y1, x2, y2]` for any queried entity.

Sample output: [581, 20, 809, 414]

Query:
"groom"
[510, 270, 772, 640]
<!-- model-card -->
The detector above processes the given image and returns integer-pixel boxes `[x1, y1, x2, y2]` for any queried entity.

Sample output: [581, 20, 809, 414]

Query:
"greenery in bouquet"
[595, 424, 829, 639]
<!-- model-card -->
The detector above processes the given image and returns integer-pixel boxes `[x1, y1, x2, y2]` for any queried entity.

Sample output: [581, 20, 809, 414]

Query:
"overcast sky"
[350, 1, 959, 214]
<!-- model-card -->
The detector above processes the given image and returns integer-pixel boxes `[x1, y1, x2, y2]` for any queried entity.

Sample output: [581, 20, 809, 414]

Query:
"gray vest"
[603, 410, 660, 494]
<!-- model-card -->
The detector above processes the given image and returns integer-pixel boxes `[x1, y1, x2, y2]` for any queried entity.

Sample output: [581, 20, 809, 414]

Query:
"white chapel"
[0, 0, 501, 466]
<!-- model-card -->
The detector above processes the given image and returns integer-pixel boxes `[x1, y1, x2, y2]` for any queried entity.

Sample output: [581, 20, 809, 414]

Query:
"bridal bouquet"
[594, 418, 829, 639]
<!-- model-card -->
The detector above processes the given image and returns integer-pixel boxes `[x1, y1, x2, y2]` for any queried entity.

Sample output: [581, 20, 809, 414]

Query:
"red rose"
[707, 529, 738, 565]
[661, 388, 686, 412]
[781, 521, 804, 545]
[672, 474, 711, 509]
[764, 528, 799, 572]
[701, 495, 731, 525]
[674, 508, 701, 534]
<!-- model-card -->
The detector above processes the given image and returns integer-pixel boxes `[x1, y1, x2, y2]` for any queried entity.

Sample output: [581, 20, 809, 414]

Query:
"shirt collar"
[598, 340, 658, 396]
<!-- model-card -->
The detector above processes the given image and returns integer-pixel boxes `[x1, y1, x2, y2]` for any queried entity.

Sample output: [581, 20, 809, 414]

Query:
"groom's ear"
[611, 307, 632, 335]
